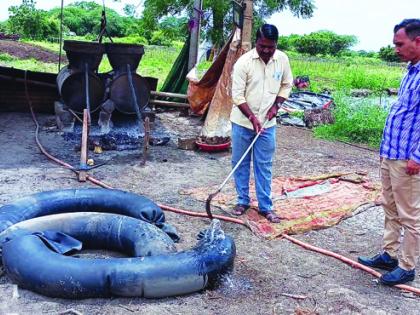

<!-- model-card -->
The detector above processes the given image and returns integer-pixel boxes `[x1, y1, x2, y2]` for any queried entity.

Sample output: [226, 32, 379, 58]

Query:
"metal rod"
[219, 120, 268, 191]
[205, 120, 269, 219]
[127, 64, 145, 161]
[126, 64, 142, 121]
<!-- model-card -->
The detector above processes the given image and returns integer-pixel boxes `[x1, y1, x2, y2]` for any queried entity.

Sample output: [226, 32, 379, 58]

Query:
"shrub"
[378, 45, 400, 62]
[149, 30, 172, 46]
[113, 35, 148, 45]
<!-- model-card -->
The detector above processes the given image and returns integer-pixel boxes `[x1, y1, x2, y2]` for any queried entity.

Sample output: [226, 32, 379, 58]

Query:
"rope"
[97, 0, 113, 43]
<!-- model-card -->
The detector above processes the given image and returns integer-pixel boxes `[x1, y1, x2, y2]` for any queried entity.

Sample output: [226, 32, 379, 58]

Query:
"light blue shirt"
[380, 62, 420, 163]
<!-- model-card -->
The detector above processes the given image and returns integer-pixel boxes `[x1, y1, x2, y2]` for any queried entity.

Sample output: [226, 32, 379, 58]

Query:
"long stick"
[205, 120, 269, 218]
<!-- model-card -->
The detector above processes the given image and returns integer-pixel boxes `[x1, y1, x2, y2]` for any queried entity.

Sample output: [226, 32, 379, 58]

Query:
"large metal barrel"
[105, 43, 144, 73]
[63, 40, 105, 72]
[57, 66, 104, 113]
[109, 73, 150, 114]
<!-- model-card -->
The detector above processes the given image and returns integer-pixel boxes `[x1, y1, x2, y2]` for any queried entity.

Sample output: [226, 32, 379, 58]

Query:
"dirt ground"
[0, 40, 65, 63]
[0, 110, 419, 315]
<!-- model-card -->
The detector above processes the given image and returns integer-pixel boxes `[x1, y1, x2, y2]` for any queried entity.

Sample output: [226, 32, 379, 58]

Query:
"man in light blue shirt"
[359, 19, 420, 286]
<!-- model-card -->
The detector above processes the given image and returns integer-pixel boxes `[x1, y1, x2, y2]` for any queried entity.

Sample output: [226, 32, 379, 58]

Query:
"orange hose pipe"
[281, 233, 420, 296]
[24, 77, 419, 297]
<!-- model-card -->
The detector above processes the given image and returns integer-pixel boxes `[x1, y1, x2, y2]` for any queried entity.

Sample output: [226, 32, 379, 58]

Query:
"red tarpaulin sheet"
[180, 173, 380, 239]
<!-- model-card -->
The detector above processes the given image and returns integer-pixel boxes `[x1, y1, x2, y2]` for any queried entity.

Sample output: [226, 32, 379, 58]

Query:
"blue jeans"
[231, 123, 276, 213]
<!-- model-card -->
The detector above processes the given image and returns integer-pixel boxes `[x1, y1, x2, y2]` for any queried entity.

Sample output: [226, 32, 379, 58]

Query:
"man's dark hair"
[256, 24, 279, 42]
[394, 19, 420, 40]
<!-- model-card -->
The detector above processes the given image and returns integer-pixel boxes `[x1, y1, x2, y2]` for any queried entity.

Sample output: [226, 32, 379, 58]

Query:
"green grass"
[313, 92, 389, 148]
[290, 56, 405, 93]
[136, 46, 180, 89]
[0, 53, 58, 72]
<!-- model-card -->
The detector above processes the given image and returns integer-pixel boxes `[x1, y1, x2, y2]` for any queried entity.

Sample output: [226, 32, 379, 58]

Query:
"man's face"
[393, 28, 420, 63]
[256, 36, 277, 63]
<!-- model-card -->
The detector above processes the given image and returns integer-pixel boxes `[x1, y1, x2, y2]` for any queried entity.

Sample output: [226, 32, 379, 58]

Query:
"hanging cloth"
[160, 34, 191, 94]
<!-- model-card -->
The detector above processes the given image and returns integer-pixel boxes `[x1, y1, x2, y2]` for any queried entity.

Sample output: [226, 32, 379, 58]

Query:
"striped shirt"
[380, 61, 420, 163]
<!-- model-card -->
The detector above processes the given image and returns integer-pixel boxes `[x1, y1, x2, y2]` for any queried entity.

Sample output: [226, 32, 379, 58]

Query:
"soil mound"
[0, 40, 67, 64]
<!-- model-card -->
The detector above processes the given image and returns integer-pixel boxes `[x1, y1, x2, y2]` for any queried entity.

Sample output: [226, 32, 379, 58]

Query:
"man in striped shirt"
[358, 19, 420, 286]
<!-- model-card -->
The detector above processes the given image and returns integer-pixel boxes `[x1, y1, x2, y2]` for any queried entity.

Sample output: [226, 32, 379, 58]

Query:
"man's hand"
[266, 103, 279, 121]
[406, 159, 420, 175]
[249, 114, 262, 133]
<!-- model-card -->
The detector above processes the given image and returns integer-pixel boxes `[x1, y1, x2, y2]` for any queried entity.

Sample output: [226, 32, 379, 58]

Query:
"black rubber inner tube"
[0, 188, 179, 241]
[2, 220, 235, 299]
[0, 212, 176, 257]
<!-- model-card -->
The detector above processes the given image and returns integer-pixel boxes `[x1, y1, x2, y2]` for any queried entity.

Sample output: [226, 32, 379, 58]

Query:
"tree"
[294, 31, 357, 56]
[378, 45, 400, 62]
[159, 16, 189, 42]
[277, 34, 300, 51]
[7, 0, 60, 39]
[48, 1, 137, 38]
[140, 0, 315, 48]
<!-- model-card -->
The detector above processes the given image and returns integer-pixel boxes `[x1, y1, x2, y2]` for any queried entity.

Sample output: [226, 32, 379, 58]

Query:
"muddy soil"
[0, 111, 418, 315]
[0, 40, 66, 64]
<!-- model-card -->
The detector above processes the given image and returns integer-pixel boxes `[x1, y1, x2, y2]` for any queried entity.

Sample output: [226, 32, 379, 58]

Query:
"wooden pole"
[188, 0, 202, 71]
[241, 0, 253, 52]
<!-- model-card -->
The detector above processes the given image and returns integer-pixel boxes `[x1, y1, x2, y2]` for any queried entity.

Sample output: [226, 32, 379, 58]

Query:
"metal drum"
[57, 66, 104, 113]
[63, 40, 105, 71]
[105, 43, 149, 114]
[109, 73, 150, 114]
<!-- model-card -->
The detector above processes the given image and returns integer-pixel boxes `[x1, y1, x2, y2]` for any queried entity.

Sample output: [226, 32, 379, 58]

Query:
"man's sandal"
[232, 204, 250, 216]
[260, 211, 281, 223]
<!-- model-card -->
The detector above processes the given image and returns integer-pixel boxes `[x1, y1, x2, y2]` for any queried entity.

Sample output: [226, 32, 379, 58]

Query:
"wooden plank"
[149, 99, 189, 108]
[150, 91, 188, 99]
